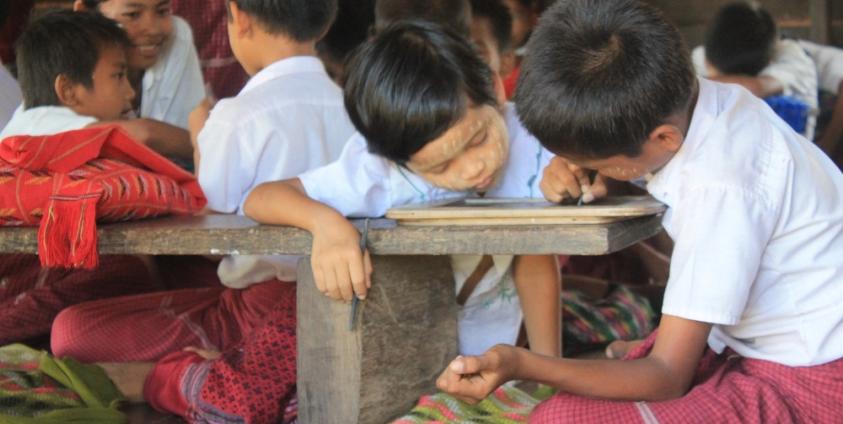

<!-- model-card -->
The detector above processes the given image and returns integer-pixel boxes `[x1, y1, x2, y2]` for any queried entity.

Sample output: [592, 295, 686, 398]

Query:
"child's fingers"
[323, 264, 342, 300]
[311, 260, 328, 295]
[589, 174, 608, 199]
[363, 250, 373, 289]
[334, 265, 354, 302]
[348, 251, 368, 300]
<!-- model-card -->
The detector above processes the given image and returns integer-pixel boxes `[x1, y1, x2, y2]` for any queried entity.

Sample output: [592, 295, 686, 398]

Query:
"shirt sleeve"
[298, 134, 394, 217]
[760, 40, 818, 106]
[661, 185, 777, 325]
[196, 106, 256, 214]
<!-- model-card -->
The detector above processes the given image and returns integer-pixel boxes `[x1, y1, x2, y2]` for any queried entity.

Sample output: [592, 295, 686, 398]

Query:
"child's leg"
[530, 330, 843, 424]
[144, 282, 297, 423]
[51, 280, 290, 362]
[513, 255, 561, 357]
[0, 254, 157, 344]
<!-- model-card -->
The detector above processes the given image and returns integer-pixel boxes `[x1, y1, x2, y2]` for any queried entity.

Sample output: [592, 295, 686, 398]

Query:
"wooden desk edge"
[0, 214, 663, 256]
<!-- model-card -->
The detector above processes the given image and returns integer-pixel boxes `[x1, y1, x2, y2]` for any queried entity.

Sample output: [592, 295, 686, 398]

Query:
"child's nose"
[125, 84, 136, 102]
[461, 160, 485, 180]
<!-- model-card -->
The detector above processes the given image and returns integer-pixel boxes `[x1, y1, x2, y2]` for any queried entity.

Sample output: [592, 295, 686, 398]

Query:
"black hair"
[515, 0, 695, 159]
[374, 0, 471, 37]
[704, 2, 776, 76]
[0, 1, 9, 28]
[316, 0, 375, 77]
[344, 20, 497, 163]
[229, 0, 338, 41]
[470, 0, 513, 52]
[15, 9, 131, 109]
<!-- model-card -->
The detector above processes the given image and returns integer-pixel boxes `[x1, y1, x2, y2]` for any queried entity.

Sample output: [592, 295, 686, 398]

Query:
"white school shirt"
[0, 62, 22, 131]
[798, 40, 843, 94]
[198, 56, 355, 287]
[139, 16, 204, 129]
[299, 103, 555, 355]
[647, 77, 843, 366]
[0, 106, 97, 139]
[692, 40, 819, 139]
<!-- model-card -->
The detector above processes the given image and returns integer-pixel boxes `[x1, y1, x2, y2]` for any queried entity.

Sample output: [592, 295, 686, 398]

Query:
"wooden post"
[810, 0, 831, 44]
[297, 255, 458, 424]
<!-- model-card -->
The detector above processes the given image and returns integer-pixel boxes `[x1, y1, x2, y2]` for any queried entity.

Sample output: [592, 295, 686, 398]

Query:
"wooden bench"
[0, 214, 663, 423]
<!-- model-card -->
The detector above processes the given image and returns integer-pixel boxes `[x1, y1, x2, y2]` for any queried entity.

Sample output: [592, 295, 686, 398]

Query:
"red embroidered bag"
[0, 126, 206, 269]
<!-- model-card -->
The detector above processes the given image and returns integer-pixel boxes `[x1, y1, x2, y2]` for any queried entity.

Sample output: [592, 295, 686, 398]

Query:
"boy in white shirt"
[245, 21, 563, 358]
[437, 1, 843, 422]
[690, 1, 819, 139]
[52, 1, 354, 422]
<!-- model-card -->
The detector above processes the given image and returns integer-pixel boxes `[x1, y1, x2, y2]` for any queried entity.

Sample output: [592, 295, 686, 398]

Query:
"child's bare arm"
[188, 99, 213, 174]
[113, 118, 193, 160]
[512, 254, 561, 357]
[244, 179, 372, 301]
[437, 314, 711, 404]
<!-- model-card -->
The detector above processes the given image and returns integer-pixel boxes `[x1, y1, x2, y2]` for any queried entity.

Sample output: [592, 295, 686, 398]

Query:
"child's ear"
[54, 74, 80, 107]
[648, 124, 683, 153]
[228, 1, 253, 38]
[72, 0, 87, 11]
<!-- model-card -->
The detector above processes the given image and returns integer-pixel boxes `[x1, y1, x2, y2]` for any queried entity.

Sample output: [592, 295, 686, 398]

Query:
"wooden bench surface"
[0, 213, 663, 256]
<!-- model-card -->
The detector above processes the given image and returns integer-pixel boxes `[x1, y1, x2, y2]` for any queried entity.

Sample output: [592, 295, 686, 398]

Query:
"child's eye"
[469, 129, 488, 147]
[113, 72, 126, 79]
[156, 6, 171, 17]
[123, 11, 141, 20]
[429, 162, 449, 174]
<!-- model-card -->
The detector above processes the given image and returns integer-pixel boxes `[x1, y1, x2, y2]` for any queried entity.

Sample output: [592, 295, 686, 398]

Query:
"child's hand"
[540, 156, 607, 203]
[310, 214, 373, 302]
[435, 345, 517, 404]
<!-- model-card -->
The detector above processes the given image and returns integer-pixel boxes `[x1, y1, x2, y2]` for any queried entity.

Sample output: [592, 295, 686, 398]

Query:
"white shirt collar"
[647, 77, 716, 202]
[240, 56, 327, 94]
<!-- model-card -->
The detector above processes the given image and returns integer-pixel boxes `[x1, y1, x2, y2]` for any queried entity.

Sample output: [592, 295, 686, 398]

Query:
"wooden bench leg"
[297, 255, 457, 424]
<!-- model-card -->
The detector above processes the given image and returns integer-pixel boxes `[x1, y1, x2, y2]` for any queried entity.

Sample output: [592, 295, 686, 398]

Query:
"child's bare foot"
[98, 362, 155, 403]
[605, 339, 644, 359]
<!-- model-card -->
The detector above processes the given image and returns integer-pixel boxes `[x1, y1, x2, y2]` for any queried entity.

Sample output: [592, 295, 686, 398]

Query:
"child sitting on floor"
[245, 20, 564, 358]
[437, 1, 843, 422]
[0, 10, 157, 345]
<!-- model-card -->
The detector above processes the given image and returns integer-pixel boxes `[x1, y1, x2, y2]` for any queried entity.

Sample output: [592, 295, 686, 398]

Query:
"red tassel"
[38, 177, 102, 269]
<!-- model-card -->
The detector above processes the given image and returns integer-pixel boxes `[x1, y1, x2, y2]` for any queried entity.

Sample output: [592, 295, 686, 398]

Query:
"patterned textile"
[0, 343, 125, 423]
[144, 283, 298, 424]
[562, 285, 656, 356]
[530, 330, 843, 424]
[0, 254, 157, 345]
[52, 280, 288, 362]
[393, 383, 544, 424]
[0, 126, 206, 269]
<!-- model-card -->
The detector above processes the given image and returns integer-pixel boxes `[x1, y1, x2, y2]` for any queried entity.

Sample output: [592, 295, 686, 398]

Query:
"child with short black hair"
[246, 20, 562, 359]
[692, 1, 818, 139]
[1, 9, 134, 137]
[438, 1, 843, 422]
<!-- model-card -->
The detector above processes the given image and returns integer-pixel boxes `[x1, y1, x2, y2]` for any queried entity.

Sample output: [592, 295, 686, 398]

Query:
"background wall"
[30, 0, 843, 49]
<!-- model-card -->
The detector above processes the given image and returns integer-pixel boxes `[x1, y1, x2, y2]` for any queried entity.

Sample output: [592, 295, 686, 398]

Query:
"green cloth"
[0, 344, 126, 424]
[393, 382, 552, 424]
